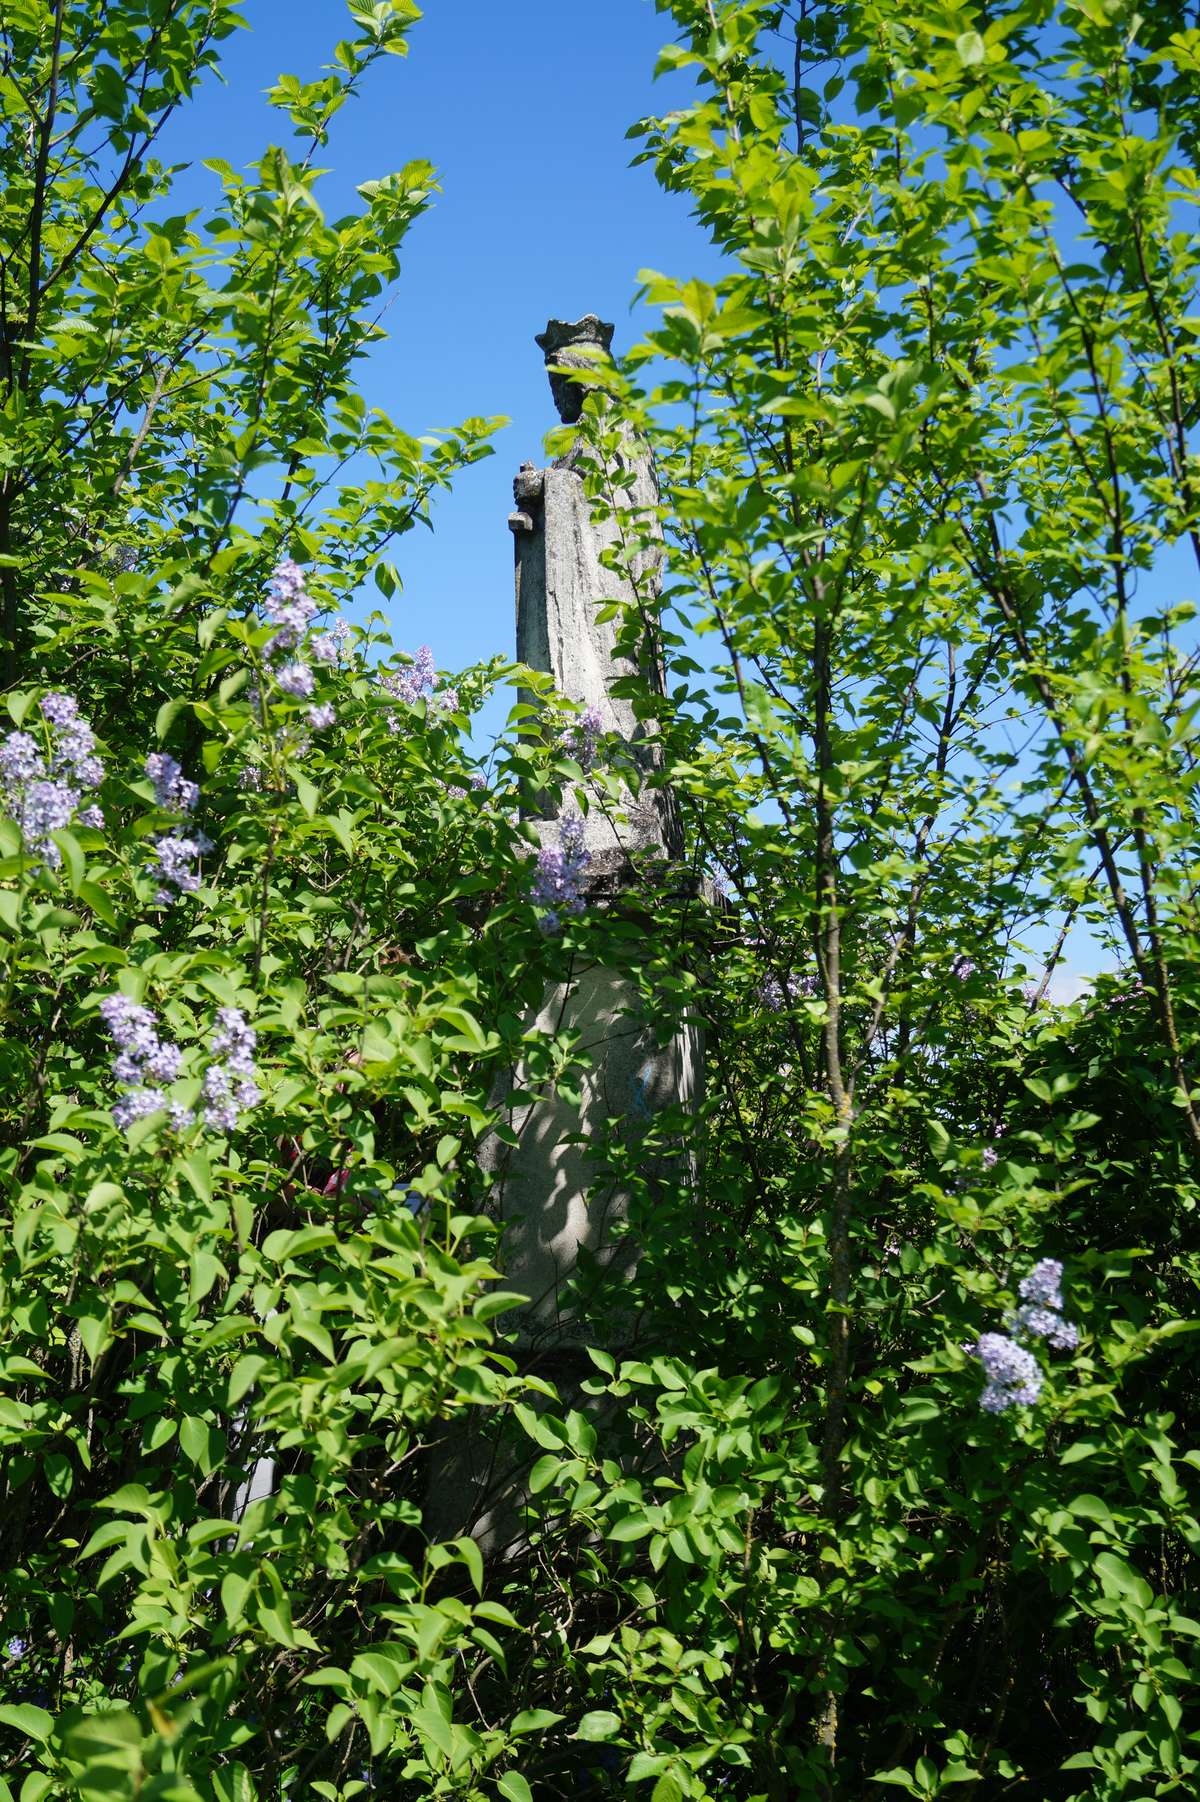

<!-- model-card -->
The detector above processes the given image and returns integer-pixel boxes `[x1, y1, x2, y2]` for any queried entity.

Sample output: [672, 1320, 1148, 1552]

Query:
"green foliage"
[490, 0, 1200, 1795]
[3, 1, 1200, 1799]
[0, 2, 585, 1796]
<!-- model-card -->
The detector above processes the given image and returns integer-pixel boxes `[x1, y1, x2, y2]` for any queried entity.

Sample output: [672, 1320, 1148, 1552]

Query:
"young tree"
[497, 1, 1200, 1796]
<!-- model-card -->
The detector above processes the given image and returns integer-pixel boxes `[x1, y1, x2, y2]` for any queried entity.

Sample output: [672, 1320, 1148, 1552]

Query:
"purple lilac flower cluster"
[0, 695, 105, 865]
[760, 971, 818, 1011]
[530, 814, 591, 933]
[143, 751, 212, 905]
[975, 1332, 1043, 1413]
[150, 831, 212, 906]
[202, 1007, 260, 1133]
[259, 560, 337, 733]
[145, 752, 198, 814]
[100, 994, 260, 1136]
[1010, 1257, 1079, 1351]
[382, 644, 435, 709]
[265, 559, 316, 653]
[563, 703, 604, 772]
[99, 994, 190, 1131]
[974, 1256, 1078, 1412]
[381, 645, 459, 728]
[311, 619, 352, 666]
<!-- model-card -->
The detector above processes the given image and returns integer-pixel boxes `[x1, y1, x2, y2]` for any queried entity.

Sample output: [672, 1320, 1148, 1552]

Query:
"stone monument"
[427, 318, 704, 1550]
[485, 317, 699, 1354]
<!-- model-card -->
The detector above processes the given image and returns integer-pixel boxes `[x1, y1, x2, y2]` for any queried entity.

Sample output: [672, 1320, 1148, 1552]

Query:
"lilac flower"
[1012, 1303, 1079, 1350]
[1, 699, 105, 865]
[5, 1637, 27, 1659]
[202, 1008, 259, 1133]
[78, 804, 105, 830]
[145, 752, 199, 814]
[7, 779, 77, 866]
[1008, 1258, 1078, 1349]
[982, 1145, 998, 1169]
[50, 715, 104, 790]
[311, 620, 352, 665]
[145, 1041, 183, 1084]
[974, 1256, 1079, 1411]
[1019, 1258, 1064, 1310]
[439, 687, 460, 715]
[563, 703, 604, 772]
[113, 1086, 169, 1129]
[308, 702, 335, 731]
[276, 662, 314, 699]
[202, 1062, 259, 1134]
[382, 645, 436, 715]
[40, 693, 78, 730]
[99, 994, 160, 1059]
[150, 831, 212, 905]
[760, 972, 817, 1011]
[99, 993, 188, 1131]
[0, 732, 43, 785]
[951, 956, 976, 980]
[265, 560, 317, 653]
[975, 1331, 1043, 1412]
[201, 1065, 238, 1134]
[531, 813, 591, 933]
[211, 1007, 256, 1078]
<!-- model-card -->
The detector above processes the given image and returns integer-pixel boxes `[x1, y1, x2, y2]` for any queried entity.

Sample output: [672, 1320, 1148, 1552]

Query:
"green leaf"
[49, 830, 85, 894]
[179, 1416, 218, 1472]
[228, 1354, 269, 1407]
[0, 1704, 52, 1742]
[576, 1711, 620, 1741]
[156, 698, 188, 741]
[528, 1454, 560, 1495]
[452, 1535, 484, 1596]
[473, 1291, 528, 1323]
[498, 1777, 533, 1802]
[510, 1708, 564, 1734]
[77, 881, 118, 928]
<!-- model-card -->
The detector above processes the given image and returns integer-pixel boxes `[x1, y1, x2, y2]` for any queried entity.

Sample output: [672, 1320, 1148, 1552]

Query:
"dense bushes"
[1, 2, 1199, 1799]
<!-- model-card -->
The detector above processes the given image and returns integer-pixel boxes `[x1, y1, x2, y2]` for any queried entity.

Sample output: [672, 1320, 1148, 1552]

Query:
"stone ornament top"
[534, 314, 616, 424]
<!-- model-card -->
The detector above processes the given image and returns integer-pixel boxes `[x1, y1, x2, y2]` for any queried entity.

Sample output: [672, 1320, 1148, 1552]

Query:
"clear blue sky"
[163, 0, 713, 688]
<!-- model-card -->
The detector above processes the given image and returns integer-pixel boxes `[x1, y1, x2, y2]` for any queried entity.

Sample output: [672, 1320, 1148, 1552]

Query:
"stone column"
[486, 317, 698, 1350]
[428, 320, 702, 1552]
